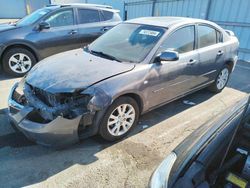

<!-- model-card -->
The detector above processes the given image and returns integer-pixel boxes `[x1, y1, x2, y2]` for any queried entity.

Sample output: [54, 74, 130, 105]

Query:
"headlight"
[149, 152, 177, 188]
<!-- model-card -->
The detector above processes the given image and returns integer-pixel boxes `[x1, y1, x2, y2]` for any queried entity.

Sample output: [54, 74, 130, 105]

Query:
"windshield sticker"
[139, 30, 160, 36]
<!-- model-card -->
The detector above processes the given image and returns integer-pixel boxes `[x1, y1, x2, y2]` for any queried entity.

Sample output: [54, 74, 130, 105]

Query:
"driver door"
[33, 8, 80, 58]
[148, 25, 200, 107]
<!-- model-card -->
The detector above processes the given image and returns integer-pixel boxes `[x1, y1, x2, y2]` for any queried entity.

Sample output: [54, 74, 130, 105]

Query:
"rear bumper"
[8, 83, 91, 147]
[232, 55, 238, 72]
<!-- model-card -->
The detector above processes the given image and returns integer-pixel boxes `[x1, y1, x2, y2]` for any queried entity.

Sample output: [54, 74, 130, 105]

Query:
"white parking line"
[236, 64, 250, 71]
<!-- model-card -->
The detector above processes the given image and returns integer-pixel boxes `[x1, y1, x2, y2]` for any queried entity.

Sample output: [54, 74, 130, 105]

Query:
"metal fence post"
[25, 0, 31, 15]
[151, 0, 157, 16]
[205, 0, 212, 20]
[124, 1, 127, 20]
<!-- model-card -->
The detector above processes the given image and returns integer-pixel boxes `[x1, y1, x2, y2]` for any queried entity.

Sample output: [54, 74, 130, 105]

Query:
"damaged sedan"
[8, 17, 239, 147]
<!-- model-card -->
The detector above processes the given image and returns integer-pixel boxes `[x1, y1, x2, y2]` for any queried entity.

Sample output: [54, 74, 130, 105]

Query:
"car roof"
[126, 16, 213, 28]
[47, 3, 120, 12]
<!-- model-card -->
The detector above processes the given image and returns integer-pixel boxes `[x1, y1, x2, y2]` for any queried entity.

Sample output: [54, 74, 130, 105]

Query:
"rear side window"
[78, 9, 100, 24]
[198, 25, 217, 48]
[160, 26, 195, 53]
[102, 11, 114, 21]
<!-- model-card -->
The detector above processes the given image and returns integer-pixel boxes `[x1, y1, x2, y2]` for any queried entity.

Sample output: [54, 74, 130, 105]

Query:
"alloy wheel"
[8, 53, 32, 74]
[107, 104, 136, 136]
[217, 68, 229, 90]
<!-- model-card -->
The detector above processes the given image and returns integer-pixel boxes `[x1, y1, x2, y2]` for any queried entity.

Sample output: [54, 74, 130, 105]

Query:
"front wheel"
[99, 96, 139, 141]
[2, 48, 37, 77]
[208, 65, 230, 93]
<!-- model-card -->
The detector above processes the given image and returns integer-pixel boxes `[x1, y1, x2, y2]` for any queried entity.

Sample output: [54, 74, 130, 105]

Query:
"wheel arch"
[114, 93, 144, 114]
[224, 60, 234, 73]
[0, 43, 39, 65]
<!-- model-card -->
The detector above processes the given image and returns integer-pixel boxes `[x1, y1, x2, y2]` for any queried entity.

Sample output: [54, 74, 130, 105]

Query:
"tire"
[9, 120, 21, 133]
[99, 96, 139, 141]
[208, 65, 230, 93]
[2, 47, 37, 77]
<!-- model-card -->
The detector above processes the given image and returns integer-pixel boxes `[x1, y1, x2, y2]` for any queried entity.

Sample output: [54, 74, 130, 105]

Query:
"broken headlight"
[54, 93, 92, 119]
[13, 78, 26, 105]
[15, 77, 25, 95]
[24, 83, 92, 121]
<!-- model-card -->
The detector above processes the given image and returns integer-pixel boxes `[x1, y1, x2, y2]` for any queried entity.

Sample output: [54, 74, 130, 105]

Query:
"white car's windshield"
[89, 23, 166, 63]
[17, 8, 51, 26]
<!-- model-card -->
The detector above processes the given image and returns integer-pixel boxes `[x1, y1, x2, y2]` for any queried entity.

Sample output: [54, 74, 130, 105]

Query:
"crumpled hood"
[26, 49, 135, 93]
[0, 23, 17, 32]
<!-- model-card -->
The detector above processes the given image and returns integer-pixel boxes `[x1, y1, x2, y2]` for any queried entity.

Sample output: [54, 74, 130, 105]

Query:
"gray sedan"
[8, 17, 239, 147]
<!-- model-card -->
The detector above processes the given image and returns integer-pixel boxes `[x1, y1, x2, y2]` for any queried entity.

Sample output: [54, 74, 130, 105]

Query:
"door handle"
[187, 59, 197, 65]
[217, 50, 224, 56]
[101, 27, 109, 32]
[68, 30, 78, 35]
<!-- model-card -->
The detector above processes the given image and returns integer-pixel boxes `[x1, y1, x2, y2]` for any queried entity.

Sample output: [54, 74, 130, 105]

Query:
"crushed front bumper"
[8, 83, 91, 147]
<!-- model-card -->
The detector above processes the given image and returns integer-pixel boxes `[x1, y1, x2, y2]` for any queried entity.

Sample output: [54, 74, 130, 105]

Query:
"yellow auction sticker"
[226, 173, 248, 188]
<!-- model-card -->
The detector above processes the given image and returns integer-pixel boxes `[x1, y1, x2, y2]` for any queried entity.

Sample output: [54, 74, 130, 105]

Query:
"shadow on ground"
[0, 68, 15, 81]
[228, 61, 250, 93]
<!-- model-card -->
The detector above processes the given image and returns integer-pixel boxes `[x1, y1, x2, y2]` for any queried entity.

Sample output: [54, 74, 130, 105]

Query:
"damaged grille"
[24, 83, 91, 121]
[33, 86, 55, 107]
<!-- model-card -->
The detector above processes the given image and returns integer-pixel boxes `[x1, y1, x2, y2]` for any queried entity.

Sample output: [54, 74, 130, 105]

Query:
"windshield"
[16, 8, 51, 26]
[89, 23, 165, 63]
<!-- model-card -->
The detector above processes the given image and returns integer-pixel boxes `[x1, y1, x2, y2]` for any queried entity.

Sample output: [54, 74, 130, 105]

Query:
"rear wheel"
[99, 96, 139, 141]
[2, 47, 36, 77]
[209, 65, 230, 93]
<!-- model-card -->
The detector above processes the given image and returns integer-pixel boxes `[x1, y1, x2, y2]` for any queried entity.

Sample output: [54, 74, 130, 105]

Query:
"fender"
[1, 40, 41, 61]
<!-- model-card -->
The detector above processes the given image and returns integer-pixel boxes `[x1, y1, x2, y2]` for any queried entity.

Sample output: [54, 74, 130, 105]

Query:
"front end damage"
[8, 79, 112, 147]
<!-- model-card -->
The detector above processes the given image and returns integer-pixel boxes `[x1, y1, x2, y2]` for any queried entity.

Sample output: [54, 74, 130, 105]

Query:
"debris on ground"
[183, 100, 196, 106]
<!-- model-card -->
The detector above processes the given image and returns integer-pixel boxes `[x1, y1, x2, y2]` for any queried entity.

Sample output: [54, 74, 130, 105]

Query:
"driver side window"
[159, 25, 195, 54]
[45, 9, 74, 27]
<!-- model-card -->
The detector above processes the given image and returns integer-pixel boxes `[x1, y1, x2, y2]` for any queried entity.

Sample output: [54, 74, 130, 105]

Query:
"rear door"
[76, 8, 120, 48]
[34, 8, 80, 58]
[197, 24, 226, 84]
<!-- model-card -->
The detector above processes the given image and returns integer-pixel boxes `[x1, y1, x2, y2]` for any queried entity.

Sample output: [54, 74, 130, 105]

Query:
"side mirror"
[155, 50, 179, 63]
[39, 21, 50, 30]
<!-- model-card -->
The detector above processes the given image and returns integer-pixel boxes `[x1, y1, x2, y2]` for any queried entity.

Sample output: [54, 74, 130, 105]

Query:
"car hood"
[26, 49, 135, 93]
[0, 23, 17, 32]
